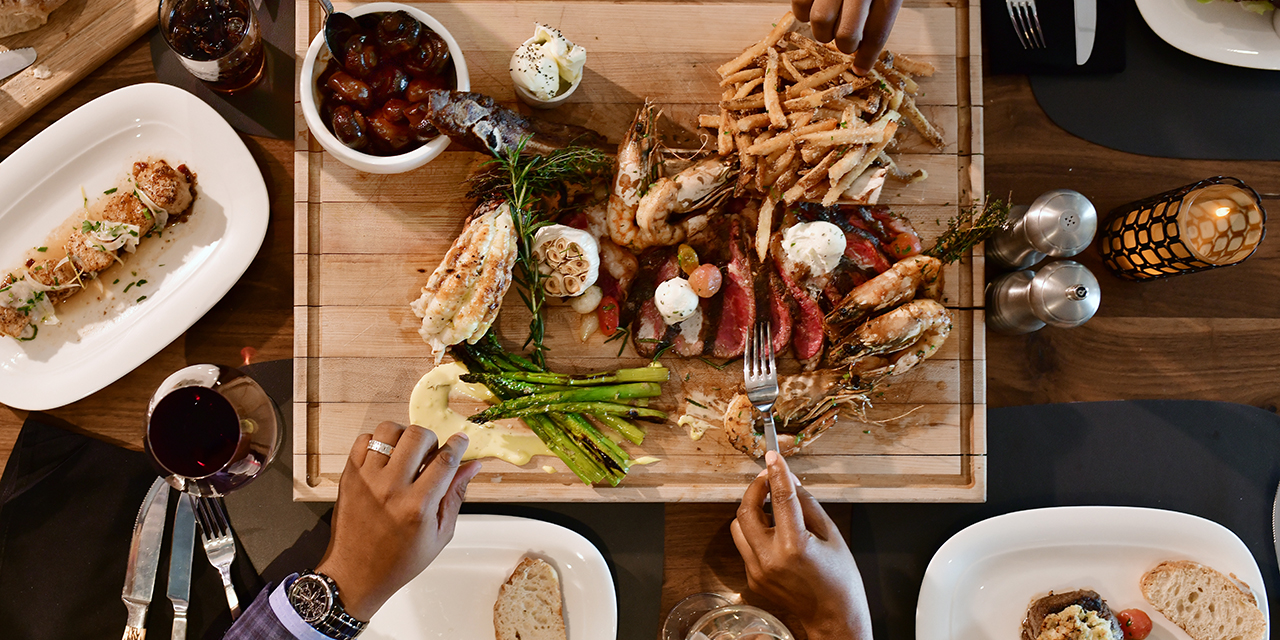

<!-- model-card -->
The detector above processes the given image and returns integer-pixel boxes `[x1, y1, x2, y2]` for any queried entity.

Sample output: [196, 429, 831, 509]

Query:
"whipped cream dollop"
[655, 277, 699, 325]
[510, 24, 587, 101]
[782, 221, 847, 276]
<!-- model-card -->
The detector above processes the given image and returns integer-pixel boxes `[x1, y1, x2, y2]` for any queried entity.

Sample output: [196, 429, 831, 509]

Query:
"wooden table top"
[3, 26, 1279, 640]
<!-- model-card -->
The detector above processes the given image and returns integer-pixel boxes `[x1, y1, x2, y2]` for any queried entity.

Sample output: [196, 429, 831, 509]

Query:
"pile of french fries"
[697, 13, 944, 258]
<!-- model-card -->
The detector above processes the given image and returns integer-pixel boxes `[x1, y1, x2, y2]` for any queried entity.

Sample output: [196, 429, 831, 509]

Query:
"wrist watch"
[286, 571, 368, 640]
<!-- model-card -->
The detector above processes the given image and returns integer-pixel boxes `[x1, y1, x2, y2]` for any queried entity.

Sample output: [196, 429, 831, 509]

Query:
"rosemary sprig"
[471, 137, 613, 367]
[925, 195, 1011, 265]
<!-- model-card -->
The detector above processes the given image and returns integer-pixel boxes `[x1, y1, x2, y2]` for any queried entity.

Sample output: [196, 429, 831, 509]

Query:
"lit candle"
[1099, 177, 1266, 281]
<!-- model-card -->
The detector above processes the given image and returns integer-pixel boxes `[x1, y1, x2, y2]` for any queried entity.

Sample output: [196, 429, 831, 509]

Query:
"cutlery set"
[122, 478, 242, 639]
[1004, 0, 1098, 67]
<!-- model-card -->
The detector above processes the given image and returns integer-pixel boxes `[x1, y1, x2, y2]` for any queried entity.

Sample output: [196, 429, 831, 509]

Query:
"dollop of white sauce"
[655, 278, 698, 325]
[783, 221, 847, 276]
[510, 24, 587, 100]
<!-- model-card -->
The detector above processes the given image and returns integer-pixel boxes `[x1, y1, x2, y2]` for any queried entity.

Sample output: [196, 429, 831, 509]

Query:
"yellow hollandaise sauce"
[408, 362, 552, 465]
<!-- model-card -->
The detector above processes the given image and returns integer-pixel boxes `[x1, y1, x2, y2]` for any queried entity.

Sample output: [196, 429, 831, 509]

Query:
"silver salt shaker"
[986, 189, 1098, 270]
[986, 260, 1101, 334]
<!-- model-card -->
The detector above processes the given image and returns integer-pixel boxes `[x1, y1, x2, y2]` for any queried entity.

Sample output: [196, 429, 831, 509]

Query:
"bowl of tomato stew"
[299, 3, 469, 174]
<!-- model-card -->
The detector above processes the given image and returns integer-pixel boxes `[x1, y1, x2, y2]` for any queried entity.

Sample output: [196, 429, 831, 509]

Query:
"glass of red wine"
[146, 364, 281, 497]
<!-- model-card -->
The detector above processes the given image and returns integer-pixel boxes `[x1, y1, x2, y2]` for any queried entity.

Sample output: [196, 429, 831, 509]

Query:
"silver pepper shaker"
[986, 260, 1101, 334]
[986, 189, 1098, 270]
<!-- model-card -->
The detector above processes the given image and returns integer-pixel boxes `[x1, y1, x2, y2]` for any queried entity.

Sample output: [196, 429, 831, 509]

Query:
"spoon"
[318, 0, 358, 58]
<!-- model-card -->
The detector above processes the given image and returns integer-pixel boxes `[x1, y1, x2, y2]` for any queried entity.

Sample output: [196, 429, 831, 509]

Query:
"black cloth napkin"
[984, 0, 1127, 74]
[0, 416, 262, 640]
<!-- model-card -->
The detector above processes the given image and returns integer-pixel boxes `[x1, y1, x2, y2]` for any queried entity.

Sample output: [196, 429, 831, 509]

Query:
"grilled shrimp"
[598, 237, 639, 294]
[608, 103, 659, 250]
[824, 254, 941, 337]
[826, 299, 951, 369]
[722, 371, 861, 458]
[634, 157, 736, 248]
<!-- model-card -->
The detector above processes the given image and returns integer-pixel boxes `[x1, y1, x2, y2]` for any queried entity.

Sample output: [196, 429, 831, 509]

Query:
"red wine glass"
[145, 364, 281, 497]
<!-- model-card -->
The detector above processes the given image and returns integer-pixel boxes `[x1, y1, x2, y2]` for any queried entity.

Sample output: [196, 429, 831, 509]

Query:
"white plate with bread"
[365, 514, 617, 640]
[916, 506, 1269, 640]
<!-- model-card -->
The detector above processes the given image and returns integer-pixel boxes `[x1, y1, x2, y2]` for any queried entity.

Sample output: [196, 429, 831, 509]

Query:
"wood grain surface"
[293, 0, 986, 502]
[0, 0, 157, 139]
[3, 6, 1280, 640]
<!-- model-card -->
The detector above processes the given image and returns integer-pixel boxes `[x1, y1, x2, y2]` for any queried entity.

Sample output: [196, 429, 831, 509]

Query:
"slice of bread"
[494, 557, 567, 640]
[1140, 560, 1266, 640]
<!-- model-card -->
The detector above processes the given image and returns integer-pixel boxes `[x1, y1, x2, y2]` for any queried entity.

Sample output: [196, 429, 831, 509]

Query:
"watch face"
[289, 576, 333, 623]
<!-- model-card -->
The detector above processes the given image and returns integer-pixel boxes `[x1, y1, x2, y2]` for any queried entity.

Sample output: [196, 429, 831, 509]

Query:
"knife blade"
[122, 478, 171, 640]
[0, 47, 37, 82]
[1075, 0, 1097, 66]
[167, 494, 196, 640]
[1271, 479, 1280, 576]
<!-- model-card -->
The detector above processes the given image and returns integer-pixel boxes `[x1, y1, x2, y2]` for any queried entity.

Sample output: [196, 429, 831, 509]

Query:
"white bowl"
[512, 36, 583, 110]
[299, 3, 471, 174]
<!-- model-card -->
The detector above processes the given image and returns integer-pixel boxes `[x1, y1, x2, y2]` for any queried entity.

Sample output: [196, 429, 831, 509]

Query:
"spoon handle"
[317, 0, 334, 17]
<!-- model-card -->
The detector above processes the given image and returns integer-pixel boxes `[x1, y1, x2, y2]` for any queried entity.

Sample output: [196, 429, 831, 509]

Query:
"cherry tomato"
[677, 243, 699, 276]
[1116, 609, 1152, 640]
[688, 264, 722, 298]
[598, 295, 620, 336]
[885, 233, 923, 260]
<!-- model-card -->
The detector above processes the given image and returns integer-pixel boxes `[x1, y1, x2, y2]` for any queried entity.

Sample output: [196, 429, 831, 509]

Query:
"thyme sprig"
[925, 195, 1011, 265]
[470, 136, 612, 368]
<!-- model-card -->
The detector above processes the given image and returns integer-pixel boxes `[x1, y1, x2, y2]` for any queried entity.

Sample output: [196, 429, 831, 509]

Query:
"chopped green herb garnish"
[136, 296, 147, 303]
[103, 187, 117, 195]
[36, 247, 47, 252]
[686, 398, 709, 410]
[124, 282, 135, 293]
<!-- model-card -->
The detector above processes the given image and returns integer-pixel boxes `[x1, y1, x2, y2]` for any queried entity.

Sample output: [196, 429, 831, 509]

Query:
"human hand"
[792, 0, 904, 74]
[730, 451, 873, 640]
[316, 422, 482, 620]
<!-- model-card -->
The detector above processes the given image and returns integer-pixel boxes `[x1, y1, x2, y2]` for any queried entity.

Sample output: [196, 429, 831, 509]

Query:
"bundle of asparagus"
[452, 332, 668, 486]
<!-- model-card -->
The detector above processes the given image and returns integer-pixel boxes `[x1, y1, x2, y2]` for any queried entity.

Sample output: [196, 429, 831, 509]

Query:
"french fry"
[784, 62, 852, 98]
[793, 119, 840, 136]
[775, 163, 800, 193]
[756, 194, 777, 262]
[736, 112, 774, 132]
[797, 127, 885, 148]
[717, 12, 795, 77]
[733, 77, 765, 100]
[823, 150, 867, 205]
[827, 143, 868, 185]
[784, 149, 841, 203]
[789, 110, 813, 128]
[764, 48, 787, 128]
[901, 96, 945, 149]
[780, 54, 805, 85]
[800, 143, 825, 164]
[782, 83, 857, 111]
[891, 52, 936, 77]
[844, 119, 898, 182]
[735, 132, 755, 195]
[699, 114, 722, 129]
[878, 150, 928, 183]
[719, 67, 764, 87]
[718, 108, 735, 155]
[722, 95, 766, 111]
[792, 56, 822, 71]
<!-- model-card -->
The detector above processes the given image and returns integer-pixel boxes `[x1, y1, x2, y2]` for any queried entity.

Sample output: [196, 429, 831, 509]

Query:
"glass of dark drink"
[159, 0, 266, 94]
[146, 364, 281, 497]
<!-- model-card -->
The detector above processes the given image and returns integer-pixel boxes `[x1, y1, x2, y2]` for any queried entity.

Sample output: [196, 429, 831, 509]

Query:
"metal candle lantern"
[1099, 176, 1266, 281]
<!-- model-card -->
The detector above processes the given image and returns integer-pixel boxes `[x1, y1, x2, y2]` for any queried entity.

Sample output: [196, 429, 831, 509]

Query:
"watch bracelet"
[291, 571, 368, 640]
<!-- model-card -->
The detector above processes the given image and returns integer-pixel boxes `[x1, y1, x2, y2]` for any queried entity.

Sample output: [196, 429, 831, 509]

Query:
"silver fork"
[743, 321, 780, 455]
[194, 497, 242, 620]
[1006, 0, 1047, 50]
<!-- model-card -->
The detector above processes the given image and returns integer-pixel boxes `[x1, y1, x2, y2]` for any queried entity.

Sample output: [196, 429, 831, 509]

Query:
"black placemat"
[857, 400, 1280, 640]
[984, 0, 1126, 74]
[149, 0, 294, 140]
[1029, 1, 1280, 160]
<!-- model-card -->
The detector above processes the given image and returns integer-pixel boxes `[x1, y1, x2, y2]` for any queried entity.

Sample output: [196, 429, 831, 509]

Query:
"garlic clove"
[544, 275, 565, 296]
[563, 275, 584, 296]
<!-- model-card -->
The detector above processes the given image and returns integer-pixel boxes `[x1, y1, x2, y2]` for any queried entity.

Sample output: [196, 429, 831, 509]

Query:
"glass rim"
[1177, 182, 1266, 266]
[158, 0, 260, 62]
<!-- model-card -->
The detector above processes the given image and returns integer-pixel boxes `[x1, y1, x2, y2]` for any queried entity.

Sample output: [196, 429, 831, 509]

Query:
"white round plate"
[365, 514, 617, 640]
[1136, 0, 1280, 70]
[0, 83, 270, 411]
[916, 506, 1269, 640]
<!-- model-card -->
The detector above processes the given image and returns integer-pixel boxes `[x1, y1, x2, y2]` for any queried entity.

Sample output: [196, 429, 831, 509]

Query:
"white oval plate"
[1136, 0, 1280, 70]
[916, 506, 1269, 640]
[0, 83, 269, 411]
[366, 514, 617, 640]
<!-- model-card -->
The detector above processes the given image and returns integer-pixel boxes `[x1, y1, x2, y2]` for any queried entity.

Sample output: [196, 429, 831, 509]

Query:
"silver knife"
[1271, 479, 1280, 576]
[1075, 0, 1097, 66]
[0, 47, 37, 82]
[123, 478, 171, 640]
[168, 495, 196, 640]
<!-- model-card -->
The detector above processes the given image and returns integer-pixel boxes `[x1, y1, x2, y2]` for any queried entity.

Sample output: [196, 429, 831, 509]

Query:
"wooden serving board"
[0, 0, 156, 139]
[294, 0, 985, 502]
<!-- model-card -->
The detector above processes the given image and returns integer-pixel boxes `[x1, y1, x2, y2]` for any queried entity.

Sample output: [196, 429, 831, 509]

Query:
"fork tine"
[1027, 2, 1047, 49]
[210, 497, 231, 532]
[1006, 0, 1030, 50]
[765, 321, 775, 376]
